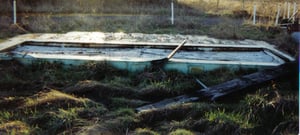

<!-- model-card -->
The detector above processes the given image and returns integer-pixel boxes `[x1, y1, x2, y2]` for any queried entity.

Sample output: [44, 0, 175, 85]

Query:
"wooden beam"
[198, 62, 295, 100]
[136, 62, 296, 113]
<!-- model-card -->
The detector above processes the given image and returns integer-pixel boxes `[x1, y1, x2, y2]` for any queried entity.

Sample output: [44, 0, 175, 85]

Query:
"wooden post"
[167, 40, 186, 59]
[171, 0, 174, 25]
[275, 4, 281, 26]
[253, 4, 256, 25]
[13, 0, 17, 24]
[195, 78, 208, 89]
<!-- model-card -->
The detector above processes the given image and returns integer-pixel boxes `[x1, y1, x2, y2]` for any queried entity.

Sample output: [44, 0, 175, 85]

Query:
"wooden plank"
[136, 95, 199, 113]
[136, 62, 296, 113]
[199, 62, 295, 101]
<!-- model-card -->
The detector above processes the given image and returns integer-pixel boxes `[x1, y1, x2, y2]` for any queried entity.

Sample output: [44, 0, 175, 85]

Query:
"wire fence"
[2, 0, 299, 26]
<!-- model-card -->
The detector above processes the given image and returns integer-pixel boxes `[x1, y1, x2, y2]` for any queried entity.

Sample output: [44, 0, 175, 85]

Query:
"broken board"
[136, 62, 296, 113]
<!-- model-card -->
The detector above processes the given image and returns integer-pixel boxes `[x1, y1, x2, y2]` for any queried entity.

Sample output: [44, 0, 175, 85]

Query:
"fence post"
[13, 0, 17, 24]
[171, 0, 174, 25]
[292, 2, 297, 22]
[253, 4, 256, 25]
[287, 2, 290, 19]
[275, 4, 281, 26]
[283, 2, 287, 19]
[242, 0, 245, 10]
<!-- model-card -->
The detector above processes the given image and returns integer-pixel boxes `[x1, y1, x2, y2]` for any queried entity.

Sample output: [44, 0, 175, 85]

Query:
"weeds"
[111, 108, 136, 117]
[0, 0, 297, 133]
[237, 81, 298, 134]
[104, 115, 139, 134]
[0, 111, 13, 123]
[137, 70, 197, 101]
[193, 66, 256, 86]
[169, 129, 194, 135]
[169, 119, 193, 131]
[23, 90, 85, 109]
[57, 108, 78, 130]
[134, 128, 159, 135]
[0, 55, 297, 134]
[109, 97, 148, 108]
[205, 109, 253, 129]
[0, 39, 5, 43]
[0, 121, 30, 135]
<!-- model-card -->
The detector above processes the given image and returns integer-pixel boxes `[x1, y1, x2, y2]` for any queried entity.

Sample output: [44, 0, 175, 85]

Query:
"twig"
[11, 23, 30, 33]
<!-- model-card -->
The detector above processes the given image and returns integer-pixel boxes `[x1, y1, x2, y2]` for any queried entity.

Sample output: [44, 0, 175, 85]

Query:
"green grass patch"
[110, 108, 136, 117]
[205, 109, 254, 129]
[0, 39, 5, 43]
[134, 128, 159, 135]
[0, 57, 297, 134]
[109, 97, 148, 108]
[169, 129, 195, 135]
[0, 111, 14, 124]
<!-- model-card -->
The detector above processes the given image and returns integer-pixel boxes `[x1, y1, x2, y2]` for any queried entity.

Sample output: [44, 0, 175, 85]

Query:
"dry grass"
[2, 0, 299, 20]
[134, 128, 160, 135]
[179, 0, 299, 16]
[0, 121, 30, 135]
[1, 0, 298, 48]
[23, 89, 90, 109]
[169, 129, 195, 135]
[0, 61, 297, 134]
[0, 39, 5, 43]
[0, 1, 298, 134]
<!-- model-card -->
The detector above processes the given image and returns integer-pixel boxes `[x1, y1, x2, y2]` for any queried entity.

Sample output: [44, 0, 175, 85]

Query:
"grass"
[134, 128, 159, 135]
[0, 121, 31, 135]
[0, 111, 14, 123]
[205, 109, 253, 129]
[0, 0, 298, 134]
[2, 0, 298, 18]
[0, 94, 107, 134]
[1, 0, 298, 48]
[0, 39, 5, 43]
[109, 97, 148, 108]
[6, 13, 297, 54]
[169, 129, 195, 135]
[23, 90, 85, 108]
[0, 61, 297, 134]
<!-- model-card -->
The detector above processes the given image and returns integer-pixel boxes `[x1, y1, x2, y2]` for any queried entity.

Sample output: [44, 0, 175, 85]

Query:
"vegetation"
[0, 61, 297, 134]
[0, 0, 298, 134]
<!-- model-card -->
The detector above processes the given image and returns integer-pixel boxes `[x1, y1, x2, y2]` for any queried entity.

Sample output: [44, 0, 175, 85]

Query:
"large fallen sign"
[136, 62, 296, 113]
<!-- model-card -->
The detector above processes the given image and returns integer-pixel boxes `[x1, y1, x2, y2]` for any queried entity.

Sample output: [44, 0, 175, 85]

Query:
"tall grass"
[1, 0, 298, 45]
[0, 60, 297, 134]
[205, 109, 253, 128]
[1, 0, 298, 18]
